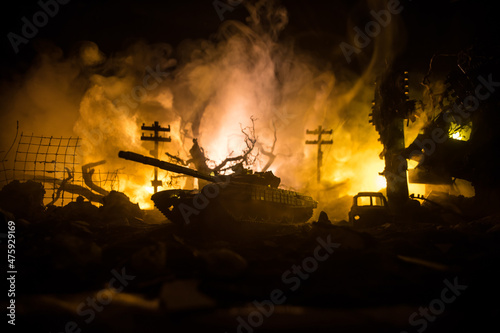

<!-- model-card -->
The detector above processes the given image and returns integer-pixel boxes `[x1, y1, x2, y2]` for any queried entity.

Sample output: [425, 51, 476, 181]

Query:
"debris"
[130, 242, 168, 276]
[100, 191, 144, 225]
[51, 196, 100, 224]
[46, 167, 73, 205]
[312, 211, 332, 226]
[82, 160, 110, 196]
[50, 232, 102, 273]
[199, 248, 248, 279]
[0, 180, 45, 221]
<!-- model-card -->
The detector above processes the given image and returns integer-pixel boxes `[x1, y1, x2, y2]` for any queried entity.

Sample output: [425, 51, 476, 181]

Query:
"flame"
[200, 99, 253, 165]
[74, 83, 184, 209]
[0, 2, 427, 214]
[72, 5, 416, 213]
[376, 175, 388, 189]
[449, 124, 471, 141]
[120, 176, 155, 210]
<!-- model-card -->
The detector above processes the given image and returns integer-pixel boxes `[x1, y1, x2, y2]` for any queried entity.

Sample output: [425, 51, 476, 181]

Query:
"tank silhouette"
[118, 151, 317, 225]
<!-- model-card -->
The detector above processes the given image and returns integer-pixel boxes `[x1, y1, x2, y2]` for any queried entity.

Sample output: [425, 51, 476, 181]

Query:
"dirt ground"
[2, 187, 500, 333]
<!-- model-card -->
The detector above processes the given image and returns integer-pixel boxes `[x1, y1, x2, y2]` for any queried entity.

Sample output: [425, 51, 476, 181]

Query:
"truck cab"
[348, 192, 391, 227]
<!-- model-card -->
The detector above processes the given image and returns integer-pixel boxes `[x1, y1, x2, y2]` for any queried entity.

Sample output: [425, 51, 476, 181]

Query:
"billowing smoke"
[1, 0, 408, 219]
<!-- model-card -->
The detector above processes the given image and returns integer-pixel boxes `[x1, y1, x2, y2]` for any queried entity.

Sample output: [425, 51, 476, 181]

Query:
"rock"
[50, 232, 102, 273]
[52, 198, 100, 225]
[312, 211, 332, 226]
[0, 180, 45, 221]
[310, 225, 375, 250]
[130, 242, 168, 276]
[200, 248, 248, 279]
[100, 191, 144, 225]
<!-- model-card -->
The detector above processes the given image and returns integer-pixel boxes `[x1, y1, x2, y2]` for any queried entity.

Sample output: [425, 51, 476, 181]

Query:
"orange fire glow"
[0, 3, 431, 214]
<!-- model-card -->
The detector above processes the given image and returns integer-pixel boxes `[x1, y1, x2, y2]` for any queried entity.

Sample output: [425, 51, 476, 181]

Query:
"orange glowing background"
[0, 1, 432, 217]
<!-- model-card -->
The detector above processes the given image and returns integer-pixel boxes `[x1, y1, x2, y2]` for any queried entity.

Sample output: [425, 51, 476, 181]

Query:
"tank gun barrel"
[118, 151, 216, 183]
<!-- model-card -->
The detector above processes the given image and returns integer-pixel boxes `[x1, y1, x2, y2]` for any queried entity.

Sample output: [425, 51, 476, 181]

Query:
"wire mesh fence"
[0, 133, 120, 206]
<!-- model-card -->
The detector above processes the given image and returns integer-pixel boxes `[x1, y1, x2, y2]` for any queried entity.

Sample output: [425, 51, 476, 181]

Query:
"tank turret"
[119, 151, 281, 188]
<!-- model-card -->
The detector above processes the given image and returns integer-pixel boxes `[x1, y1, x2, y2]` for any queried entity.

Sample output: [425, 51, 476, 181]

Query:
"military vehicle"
[118, 151, 317, 225]
[348, 192, 391, 227]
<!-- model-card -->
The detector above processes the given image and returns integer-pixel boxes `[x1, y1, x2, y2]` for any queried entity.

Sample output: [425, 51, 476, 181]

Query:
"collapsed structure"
[372, 49, 500, 217]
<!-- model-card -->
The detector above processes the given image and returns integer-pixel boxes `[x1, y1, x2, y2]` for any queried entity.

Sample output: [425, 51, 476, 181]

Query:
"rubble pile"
[1, 180, 499, 333]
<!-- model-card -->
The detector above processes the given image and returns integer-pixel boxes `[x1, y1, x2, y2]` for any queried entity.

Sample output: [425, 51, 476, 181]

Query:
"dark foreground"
[2, 199, 500, 333]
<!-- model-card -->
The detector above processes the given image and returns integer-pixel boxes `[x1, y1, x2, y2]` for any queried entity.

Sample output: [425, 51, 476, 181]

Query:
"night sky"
[1, 0, 499, 79]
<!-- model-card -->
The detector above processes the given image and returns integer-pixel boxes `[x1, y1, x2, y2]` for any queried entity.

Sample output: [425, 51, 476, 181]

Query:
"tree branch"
[258, 121, 277, 172]
[212, 117, 258, 173]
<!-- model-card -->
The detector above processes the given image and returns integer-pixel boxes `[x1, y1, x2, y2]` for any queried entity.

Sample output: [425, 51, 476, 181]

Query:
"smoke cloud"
[1, 0, 408, 218]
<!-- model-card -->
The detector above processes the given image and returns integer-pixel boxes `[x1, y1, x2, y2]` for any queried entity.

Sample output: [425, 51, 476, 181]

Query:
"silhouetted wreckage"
[2, 51, 500, 333]
[406, 50, 500, 217]
[371, 49, 500, 221]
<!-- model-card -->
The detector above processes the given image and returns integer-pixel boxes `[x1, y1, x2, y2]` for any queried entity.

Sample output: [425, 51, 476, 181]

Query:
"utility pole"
[306, 125, 333, 183]
[141, 121, 171, 193]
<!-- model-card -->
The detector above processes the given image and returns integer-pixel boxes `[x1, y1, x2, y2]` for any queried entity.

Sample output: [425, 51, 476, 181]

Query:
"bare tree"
[257, 121, 277, 172]
[164, 117, 268, 175]
[165, 152, 189, 166]
[212, 117, 258, 174]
